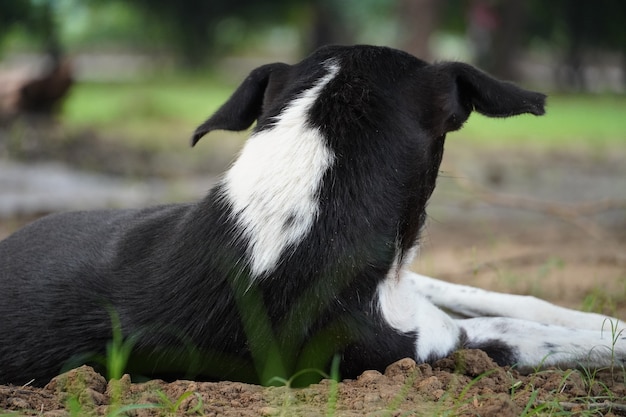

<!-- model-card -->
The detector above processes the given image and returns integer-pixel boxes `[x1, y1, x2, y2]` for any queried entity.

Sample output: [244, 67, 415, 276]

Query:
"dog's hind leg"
[407, 272, 626, 332]
[377, 273, 464, 363]
[458, 316, 626, 370]
[383, 271, 626, 369]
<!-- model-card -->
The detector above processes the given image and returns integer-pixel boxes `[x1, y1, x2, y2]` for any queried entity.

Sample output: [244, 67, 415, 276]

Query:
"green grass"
[451, 94, 626, 148]
[62, 77, 626, 152]
[62, 75, 237, 150]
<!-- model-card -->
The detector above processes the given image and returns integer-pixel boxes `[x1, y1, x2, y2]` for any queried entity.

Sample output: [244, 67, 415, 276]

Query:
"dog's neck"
[221, 63, 340, 278]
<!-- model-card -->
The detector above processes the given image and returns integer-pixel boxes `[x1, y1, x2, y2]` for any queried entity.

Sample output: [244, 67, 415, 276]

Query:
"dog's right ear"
[429, 62, 546, 137]
[192, 63, 290, 146]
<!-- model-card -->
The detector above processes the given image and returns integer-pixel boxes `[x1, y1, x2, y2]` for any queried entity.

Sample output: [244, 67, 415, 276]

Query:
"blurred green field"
[62, 76, 237, 151]
[62, 77, 626, 151]
[457, 93, 626, 148]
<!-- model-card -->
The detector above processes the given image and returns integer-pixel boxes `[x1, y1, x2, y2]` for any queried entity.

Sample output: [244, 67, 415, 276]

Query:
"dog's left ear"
[432, 62, 546, 135]
[192, 62, 290, 146]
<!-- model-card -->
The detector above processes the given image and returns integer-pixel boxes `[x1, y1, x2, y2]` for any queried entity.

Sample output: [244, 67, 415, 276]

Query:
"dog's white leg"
[378, 272, 626, 369]
[377, 275, 462, 362]
[459, 317, 626, 370]
[407, 272, 626, 332]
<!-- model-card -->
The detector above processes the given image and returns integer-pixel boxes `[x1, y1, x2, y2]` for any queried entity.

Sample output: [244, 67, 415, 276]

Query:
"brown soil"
[2, 352, 625, 417]
[1, 136, 625, 416]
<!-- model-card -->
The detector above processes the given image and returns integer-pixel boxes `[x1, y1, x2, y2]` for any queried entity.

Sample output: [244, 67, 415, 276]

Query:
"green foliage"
[0, 0, 57, 56]
[233, 284, 289, 386]
[581, 277, 626, 317]
[154, 390, 204, 415]
[0, 0, 32, 36]
[60, 1, 161, 50]
[266, 355, 340, 416]
[3, 0, 624, 68]
[528, 0, 626, 50]
[82, 0, 301, 67]
[105, 308, 137, 381]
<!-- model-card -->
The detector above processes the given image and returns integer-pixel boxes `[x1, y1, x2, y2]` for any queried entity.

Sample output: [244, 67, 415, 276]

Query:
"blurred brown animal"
[0, 57, 73, 119]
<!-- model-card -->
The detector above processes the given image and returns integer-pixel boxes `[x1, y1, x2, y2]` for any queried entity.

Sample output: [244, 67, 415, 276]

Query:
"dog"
[1, 45, 624, 387]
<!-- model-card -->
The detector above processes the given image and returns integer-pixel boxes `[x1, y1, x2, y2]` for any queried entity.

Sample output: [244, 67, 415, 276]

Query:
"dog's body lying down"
[1, 45, 624, 387]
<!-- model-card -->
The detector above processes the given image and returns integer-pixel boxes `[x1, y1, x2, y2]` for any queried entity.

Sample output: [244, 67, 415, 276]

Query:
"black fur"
[0, 45, 545, 386]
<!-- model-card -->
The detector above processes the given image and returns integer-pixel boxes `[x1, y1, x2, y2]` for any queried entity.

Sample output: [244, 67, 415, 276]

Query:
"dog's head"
[192, 45, 545, 275]
[192, 45, 545, 145]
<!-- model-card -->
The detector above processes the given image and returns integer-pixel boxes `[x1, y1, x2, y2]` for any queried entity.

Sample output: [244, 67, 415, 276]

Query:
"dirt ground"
[1, 132, 625, 416]
[2, 351, 626, 417]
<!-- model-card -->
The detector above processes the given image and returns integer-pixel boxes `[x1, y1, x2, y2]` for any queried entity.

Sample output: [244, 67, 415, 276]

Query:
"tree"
[86, 0, 302, 68]
[0, 0, 63, 60]
[0, 1, 35, 56]
[397, 0, 441, 61]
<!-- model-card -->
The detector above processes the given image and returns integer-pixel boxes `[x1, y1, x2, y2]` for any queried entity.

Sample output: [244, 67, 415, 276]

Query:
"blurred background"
[0, 0, 625, 313]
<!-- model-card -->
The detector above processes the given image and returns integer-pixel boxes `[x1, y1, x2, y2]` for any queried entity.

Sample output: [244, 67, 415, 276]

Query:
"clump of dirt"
[2, 350, 625, 416]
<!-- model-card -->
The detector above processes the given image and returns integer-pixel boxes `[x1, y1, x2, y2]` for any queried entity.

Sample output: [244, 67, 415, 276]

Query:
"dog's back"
[0, 206, 187, 383]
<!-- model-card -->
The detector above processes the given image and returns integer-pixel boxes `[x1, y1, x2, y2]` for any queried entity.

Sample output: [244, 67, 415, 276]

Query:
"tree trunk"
[397, 0, 441, 61]
[490, 0, 527, 81]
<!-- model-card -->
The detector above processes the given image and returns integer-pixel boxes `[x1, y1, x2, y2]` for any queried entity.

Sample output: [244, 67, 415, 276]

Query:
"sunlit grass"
[452, 94, 626, 148]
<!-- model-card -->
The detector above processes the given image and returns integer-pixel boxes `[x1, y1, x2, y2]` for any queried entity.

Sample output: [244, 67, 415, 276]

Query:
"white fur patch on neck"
[223, 62, 340, 278]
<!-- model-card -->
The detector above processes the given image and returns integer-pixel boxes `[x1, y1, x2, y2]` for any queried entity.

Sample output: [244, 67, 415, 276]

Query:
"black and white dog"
[1, 45, 624, 387]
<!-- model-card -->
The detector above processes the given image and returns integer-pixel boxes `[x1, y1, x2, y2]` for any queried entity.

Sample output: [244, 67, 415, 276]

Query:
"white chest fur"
[223, 63, 340, 278]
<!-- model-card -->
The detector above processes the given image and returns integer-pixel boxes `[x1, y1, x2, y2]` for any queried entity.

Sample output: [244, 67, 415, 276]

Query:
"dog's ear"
[192, 62, 290, 146]
[432, 62, 546, 135]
